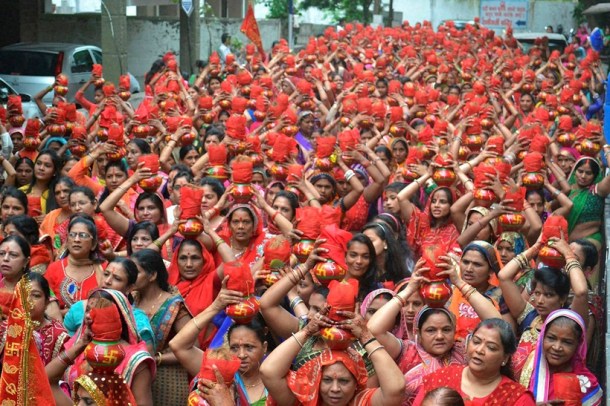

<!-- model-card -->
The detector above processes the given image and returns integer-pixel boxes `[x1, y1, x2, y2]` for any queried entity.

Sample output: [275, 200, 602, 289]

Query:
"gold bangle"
[291, 332, 304, 348]
[156, 352, 163, 366]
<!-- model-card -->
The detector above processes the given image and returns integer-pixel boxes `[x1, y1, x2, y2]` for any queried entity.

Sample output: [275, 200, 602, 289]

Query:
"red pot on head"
[359, 119, 372, 129]
[473, 188, 498, 207]
[118, 91, 131, 101]
[93, 77, 105, 87]
[249, 153, 263, 167]
[464, 134, 485, 151]
[320, 326, 355, 350]
[138, 176, 163, 193]
[202, 112, 214, 124]
[70, 144, 87, 156]
[340, 116, 351, 127]
[106, 147, 126, 161]
[419, 281, 452, 308]
[9, 115, 25, 127]
[374, 120, 385, 131]
[219, 100, 231, 110]
[97, 127, 109, 142]
[178, 218, 204, 238]
[293, 239, 315, 263]
[282, 125, 299, 137]
[231, 183, 253, 204]
[241, 86, 251, 97]
[557, 105, 570, 115]
[132, 124, 152, 138]
[498, 212, 526, 231]
[458, 145, 471, 160]
[180, 131, 197, 146]
[389, 125, 406, 137]
[207, 166, 228, 181]
[23, 137, 40, 151]
[263, 271, 282, 287]
[54, 85, 69, 96]
[480, 118, 493, 130]
[225, 296, 260, 324]
[253, 111, 266, 121]
[83, 341, 125, 373]
[47, 123, 66, 136]
[556, 132, 575, 147]
[315, 157, 334, 172]
[538, 245, 566, 269]
[269, 164, 287, 181]
[187, 391, 207, 406]
[432, 167, 456, 187]
[521, 83, 533, 93]
[579, 140, 601, 156]
[312, 260, 347, 286]
[521, 172, 544, 189]
[228, 141, 248, 155]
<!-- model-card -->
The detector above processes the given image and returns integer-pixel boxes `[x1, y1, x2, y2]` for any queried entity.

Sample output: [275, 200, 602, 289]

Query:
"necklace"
[140, 291, 164, 317]
[244, 380, 262, 389]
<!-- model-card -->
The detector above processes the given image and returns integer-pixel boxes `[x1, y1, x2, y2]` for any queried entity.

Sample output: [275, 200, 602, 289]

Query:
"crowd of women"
[0, 18, 606, 405]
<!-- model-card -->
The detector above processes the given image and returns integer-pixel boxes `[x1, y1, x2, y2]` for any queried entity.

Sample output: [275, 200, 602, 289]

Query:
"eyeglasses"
[68, 232, 92, 240]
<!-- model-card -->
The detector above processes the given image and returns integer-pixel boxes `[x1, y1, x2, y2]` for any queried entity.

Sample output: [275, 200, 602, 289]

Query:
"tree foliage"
[260, 0, 299, 19]
[299, 0, 374, 24]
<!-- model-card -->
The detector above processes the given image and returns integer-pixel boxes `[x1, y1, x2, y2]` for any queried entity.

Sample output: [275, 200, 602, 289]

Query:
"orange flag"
[240, 3, 265, 60]
[0, 278, 55, 405]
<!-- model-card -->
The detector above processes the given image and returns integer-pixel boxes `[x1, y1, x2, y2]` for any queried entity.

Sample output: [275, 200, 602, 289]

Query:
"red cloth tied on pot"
[138, 154, 159, 174]
[327, 279, 359, 321]
[119, 74, 130, 90]
[552, 373, 583, 406]
[388, 80, 402, 95]
[208, 144, 227, 166]
[102, 83, 116, 96]
[389, 106, 403, 123]
[232, 97, 248, 114]
[24, 119, 40, 138]
[263, 236, 291, 269]
[180, 186, 204, 219]
[297, 79, 313, 96]
[99, 105, 118, 128]
[166, 59, 178, 72]
[418, 126, 434, 145]
[89, 304, 122, 342]
[225, 115, 247, 140]
[338, 129, 359, 152]
[433, 120, 449, 136]
[558, 115, 573, 131]
[356, 98, 372, 115]
[523, 152, 543, 173]
[209, 52, 220, 65]
[225, 261, 255, 295]
[92, 64, 103, 78]
[287, 164, 303, 182]
[63, 103, 77, 122]
[237, 70, 252, 86]
[231, 158, 253, 183]
[295, 207, 321, 239]
[530, 135, 550, 154]
[406, 148, 424, 165]
[56, 73, 69, 86]
[371, 101, 386, 120]
[318, 224, 352, 271]
[272, 134, 297, 162]
[486, 135, 504, 154]
[7, 95, 22, 114]
[316, 136, 337, 158]
[199, 96, 213, 110]
[71, 125, 86, 140]
[165, 116, 184, 133]
[496, 162, 512, 182]
[197, 349, 241, 385]
[282, 108, 298, 126]
[107, 124, 124, 147]
[504, 187, 525, 211]
[433, 152, 453, 167]
[473, 165, 496, 188]
[541, 215, 568, 243]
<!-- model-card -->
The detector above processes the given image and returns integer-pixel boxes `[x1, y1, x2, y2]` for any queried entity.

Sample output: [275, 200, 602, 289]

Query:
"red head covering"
[180, 186, 204, 219]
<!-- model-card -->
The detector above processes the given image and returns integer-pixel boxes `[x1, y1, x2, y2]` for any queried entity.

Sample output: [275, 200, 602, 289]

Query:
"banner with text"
[480, 0, 529, 30]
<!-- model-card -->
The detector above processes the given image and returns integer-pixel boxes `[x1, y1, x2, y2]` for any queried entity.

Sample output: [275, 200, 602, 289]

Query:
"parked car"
[0, 43, 140, 107]
[0, 78, 41, 119]
[511, 33, 568, 54]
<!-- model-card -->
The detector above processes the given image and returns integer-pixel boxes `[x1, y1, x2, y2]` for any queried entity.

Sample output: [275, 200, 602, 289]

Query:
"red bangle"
[271, 211, 280, 222]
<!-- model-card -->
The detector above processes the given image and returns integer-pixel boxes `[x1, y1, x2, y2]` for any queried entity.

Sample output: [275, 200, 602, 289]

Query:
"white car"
[0, 78, 41, 119]
[511, 33, 568, 54]
[0, 43, 140, 107]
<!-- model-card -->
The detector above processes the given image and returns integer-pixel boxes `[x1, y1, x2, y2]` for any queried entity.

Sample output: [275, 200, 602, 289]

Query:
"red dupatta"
[216, 204, 267, 268]
[168, 240, 219, 317]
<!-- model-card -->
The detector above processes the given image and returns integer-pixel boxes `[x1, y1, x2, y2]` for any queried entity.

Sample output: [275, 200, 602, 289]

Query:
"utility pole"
[288, 0, 294, 50]
[180, 0, 200, 77]
[101, 0, 128, 83]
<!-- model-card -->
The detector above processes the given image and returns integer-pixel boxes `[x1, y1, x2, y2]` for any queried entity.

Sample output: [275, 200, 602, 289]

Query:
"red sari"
[413, 365, 535, 405]
[341, 196, 369, 232]
[44, 258, 102, 309]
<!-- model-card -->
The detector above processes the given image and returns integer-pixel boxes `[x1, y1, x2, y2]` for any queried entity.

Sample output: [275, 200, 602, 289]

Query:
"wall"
[35, 15, 281, 86]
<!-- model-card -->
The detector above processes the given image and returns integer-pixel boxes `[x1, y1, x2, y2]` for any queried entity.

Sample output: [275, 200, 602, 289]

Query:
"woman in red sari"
[397, 173, 461, 257]
[413, 318, 535, 406]
[39, 176, 75, 256]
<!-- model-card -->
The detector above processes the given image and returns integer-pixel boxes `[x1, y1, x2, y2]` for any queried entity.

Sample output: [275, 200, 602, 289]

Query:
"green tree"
[299, 0, 375, 25]
[260, 0, 299, 19]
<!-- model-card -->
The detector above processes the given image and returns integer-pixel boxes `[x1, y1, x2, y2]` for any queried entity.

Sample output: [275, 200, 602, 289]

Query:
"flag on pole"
[240, 3, 265, 59]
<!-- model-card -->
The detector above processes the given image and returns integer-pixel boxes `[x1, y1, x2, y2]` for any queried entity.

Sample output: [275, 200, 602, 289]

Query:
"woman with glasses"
[44, 214, 104, 312]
